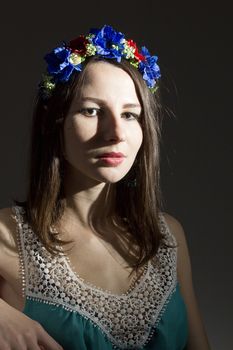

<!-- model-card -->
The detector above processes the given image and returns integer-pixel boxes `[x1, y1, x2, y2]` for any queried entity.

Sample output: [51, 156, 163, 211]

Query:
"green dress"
[12, 205, 188, 349]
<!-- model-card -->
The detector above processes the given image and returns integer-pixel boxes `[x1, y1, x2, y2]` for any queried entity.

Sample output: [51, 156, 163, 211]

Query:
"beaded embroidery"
[11, 205, 177, 349]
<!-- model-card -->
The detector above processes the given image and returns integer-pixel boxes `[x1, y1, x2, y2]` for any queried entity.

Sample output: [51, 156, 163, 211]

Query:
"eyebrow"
[80, 97, 141, 109]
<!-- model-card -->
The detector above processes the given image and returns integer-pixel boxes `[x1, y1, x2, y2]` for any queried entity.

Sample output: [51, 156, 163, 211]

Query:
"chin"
[96, 168, 130, 184]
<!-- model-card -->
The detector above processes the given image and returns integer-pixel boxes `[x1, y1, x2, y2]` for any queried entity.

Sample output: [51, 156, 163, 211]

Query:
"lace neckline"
[13, 204, 151, 298]
[61, 248, 151, 298]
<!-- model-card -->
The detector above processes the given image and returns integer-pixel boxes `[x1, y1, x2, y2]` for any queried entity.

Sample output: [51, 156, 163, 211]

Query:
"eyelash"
[79, 108, 140, 120]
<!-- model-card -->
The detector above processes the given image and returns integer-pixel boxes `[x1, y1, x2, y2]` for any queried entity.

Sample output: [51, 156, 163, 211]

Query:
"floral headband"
[39, 25, 161, 99]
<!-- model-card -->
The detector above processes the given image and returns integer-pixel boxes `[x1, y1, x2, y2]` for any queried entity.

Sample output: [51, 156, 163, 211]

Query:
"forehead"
[79, 61, 140, 103]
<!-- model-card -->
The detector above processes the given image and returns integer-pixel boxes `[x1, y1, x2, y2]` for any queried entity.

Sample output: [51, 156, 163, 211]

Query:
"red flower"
[69, 35, 89, 55]
[127, 39, 145, 62]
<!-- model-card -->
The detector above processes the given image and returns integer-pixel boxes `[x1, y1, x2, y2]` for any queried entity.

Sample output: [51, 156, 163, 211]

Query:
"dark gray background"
[0, 1, 232, 349]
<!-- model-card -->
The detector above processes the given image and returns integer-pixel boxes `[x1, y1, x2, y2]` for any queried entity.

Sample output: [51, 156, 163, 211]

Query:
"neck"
[60, 165, 116, 230]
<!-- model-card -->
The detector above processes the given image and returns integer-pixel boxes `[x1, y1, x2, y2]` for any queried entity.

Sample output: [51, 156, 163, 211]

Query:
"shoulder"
[159, 211, 191, 282]
[0, 207, 18, 243]
[0, 207, 18, 270]
[160, 211, 186, 246]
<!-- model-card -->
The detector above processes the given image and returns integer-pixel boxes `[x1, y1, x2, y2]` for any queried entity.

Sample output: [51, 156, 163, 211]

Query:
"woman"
[0, 25, 210, 349]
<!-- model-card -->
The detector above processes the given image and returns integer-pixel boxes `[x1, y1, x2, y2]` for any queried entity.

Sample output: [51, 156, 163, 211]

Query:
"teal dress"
[12, 206, 188, 349]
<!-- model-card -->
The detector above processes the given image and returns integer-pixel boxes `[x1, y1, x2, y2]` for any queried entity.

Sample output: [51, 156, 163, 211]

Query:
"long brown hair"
[14, 56, 167, 272]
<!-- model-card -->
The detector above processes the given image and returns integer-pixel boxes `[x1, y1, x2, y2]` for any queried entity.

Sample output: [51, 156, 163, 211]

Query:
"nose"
[102, 110, 126, 142]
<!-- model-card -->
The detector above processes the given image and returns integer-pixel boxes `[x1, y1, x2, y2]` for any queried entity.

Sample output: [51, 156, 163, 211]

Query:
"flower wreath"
[40, 25, 161, 99]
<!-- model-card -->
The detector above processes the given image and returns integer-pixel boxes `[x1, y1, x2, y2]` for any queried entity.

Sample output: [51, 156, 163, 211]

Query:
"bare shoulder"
[0, 207, 25, 310]
[160, 211, 191, 284]
[161, 211, 186, 247]
[160, 211, 191, 282]
[0, 207, 18, 267]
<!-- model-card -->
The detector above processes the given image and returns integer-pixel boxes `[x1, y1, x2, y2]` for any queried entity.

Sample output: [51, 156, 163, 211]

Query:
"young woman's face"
[63, 61, 143, 186]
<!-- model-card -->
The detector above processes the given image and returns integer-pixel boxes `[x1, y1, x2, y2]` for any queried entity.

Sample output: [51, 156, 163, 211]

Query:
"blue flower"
[89, 25, 125, 61]
[140, 46, 151, 58]
[40, 25, 162, 99]
[138, 51, 161, 88]
[44, 46, 82, 82]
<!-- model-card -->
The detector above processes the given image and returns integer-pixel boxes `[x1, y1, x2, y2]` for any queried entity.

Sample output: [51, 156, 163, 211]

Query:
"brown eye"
[122, 112, 140, 120]
[80, 108, 100, 117]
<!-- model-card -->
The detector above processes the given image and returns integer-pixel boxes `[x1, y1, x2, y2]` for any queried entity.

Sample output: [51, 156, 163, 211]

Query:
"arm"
[163, 213, 211, 350]
[0, 207, 63, 350]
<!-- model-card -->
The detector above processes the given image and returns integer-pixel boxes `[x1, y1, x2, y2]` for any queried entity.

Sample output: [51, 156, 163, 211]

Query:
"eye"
[122, 112, 140, 120]
[79, 108, 101, 117]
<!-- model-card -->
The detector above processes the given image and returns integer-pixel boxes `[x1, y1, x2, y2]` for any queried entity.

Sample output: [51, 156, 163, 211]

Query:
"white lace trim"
[11, 205, 177, 349]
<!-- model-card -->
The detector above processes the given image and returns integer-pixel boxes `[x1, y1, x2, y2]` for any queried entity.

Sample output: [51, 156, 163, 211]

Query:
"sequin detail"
[12, 205, 177, 349]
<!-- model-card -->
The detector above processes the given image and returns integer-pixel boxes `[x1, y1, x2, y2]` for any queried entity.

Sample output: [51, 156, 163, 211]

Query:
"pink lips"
[98, 152, 125, 158]
[97, 152, 125, 166]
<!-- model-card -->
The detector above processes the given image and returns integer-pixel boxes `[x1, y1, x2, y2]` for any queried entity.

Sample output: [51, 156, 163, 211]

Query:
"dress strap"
[158, 211, 178, 247]
[11, 205, 27, 297]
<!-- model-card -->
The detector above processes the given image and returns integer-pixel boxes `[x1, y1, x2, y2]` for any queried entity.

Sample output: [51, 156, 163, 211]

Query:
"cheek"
[131, 125, 143, 152]
[64, 119, 96, 147]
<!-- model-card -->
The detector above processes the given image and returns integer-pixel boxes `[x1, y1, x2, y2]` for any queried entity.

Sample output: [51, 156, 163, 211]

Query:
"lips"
[97, 152, 125, 158]
[96, 152, 125, 167]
